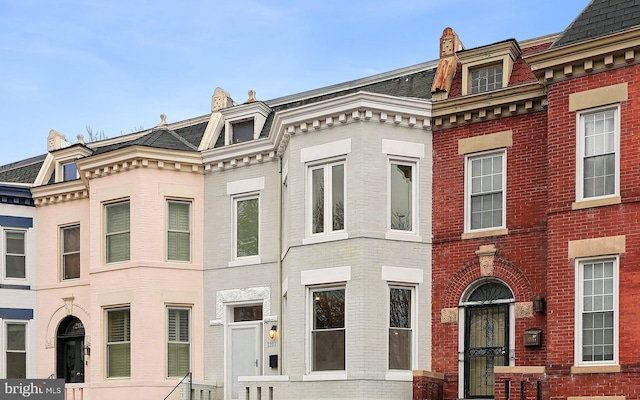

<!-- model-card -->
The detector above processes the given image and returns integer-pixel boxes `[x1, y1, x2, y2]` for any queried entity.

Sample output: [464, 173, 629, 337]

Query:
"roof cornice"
[525, 27, 640, 83]
[201, 91, 432, 171]
[31, 179, 88, 207]
[431, 82, 546, 130]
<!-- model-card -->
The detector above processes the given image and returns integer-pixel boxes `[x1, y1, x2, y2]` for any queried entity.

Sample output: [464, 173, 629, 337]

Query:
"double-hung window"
[105, 201, 130, 264]
[167, 307, 190, 377]
[389, 286, 414, 370]
[310, 287, 345, 372]
[234, 195, 259, 259]
[61, 225, 80, 280]
[4, 229, 26, 280]
[577, 107, 619, 201]
[576, 258, 618, 365]
[466, 151, 505, 232]
[389, 161, 416, 233]
[167, 200, 191, 262]
[6, 322, 26, 378]
[308, 161, 345, 237]
[106, 307, 130, 378]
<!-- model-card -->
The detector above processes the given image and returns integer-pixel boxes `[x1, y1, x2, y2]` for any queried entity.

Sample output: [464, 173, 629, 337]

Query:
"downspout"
[277, 155, 283, 375]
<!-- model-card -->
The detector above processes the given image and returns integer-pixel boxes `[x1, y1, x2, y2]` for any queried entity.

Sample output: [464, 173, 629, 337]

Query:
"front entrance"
[56, 316, 85, 383]
[462, 282, 513, 399]
[227, 305, 263, 400]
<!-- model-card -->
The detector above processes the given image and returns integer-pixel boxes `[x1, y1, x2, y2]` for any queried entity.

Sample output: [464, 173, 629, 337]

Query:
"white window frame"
[104, 200, 130, 264]
[167, 306, 191, 378]
[62, 161, 79, 181]
[464, 150, 506, 233]
[61, 224, 80, 280]
[3, 228, 27, 282]
[105, 306, 131, 378]
[387, 285, 416, 372]
[4, 321, 27, 379]
[575, 105, 620, 203]
[388, 158, 418, 236]
[305, 285, 347, 378]
[574, 256, 619, 366]
[231, 193, 260, 265]
[166, 200, 192, 262]
[305, 158, 346, 242]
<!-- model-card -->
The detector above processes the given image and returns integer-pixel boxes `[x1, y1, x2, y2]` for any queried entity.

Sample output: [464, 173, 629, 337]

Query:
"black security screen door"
[465, 304, 508, 398]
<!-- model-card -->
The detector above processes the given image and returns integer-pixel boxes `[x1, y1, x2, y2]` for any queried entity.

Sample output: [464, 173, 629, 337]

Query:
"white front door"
[229, 323, 261, 400]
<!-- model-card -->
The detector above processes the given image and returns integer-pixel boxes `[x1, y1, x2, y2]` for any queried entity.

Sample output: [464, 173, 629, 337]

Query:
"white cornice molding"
[525, 27, 640, 83]
[431, 82, 546, 130]
[31, 180, 88, 207]
[201, 91, 432, 170]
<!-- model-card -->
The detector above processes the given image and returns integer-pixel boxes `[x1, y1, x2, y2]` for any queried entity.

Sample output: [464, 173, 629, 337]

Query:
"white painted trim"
[381, 266, 423, 284]
[300, 139, 351, 163]
[282, 278, 288, 296]
[226, 177, 265, 195]
[238, 375, 290, 382]
[302, 372, 347, 381]
[384, 232, 422, 242]
[382, 139, 425, 158]
[385, 371, 413, 381]
[281, 160, 288, 183]
[302, 232, 348, 245]
[464, 149, 507, 234]
[228, 256, 261, 268]
[301, 266, 351, 285]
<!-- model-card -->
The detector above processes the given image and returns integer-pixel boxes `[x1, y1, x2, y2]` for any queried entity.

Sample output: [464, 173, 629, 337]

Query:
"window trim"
[105, 306, 131, 379]
[387, 285, 416, 372]
[575, 105, 620, 204]
[305, 285, 347, 377]
[60, 224, 80, 281]
[387, 157, 418, 236]
[305, 158, 346, 241]
[166, 306, 191, 378]
[574, 256, 619, 367]
[464, 149, 507, 234]
[4, 320, 27, 379]
[104, 200, 131, 265]
[3, 228, 27, 282]
[166, 200, 192, 263]
[468, 62, 504, 94]
[231, 193, 261, 264]
[62, 161, 79, 182]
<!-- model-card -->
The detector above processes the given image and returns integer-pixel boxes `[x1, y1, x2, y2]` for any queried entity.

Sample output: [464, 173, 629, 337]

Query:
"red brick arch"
[442, 257, 533, 309]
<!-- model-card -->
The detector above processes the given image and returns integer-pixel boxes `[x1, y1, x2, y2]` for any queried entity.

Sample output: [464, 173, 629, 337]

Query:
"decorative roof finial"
[77, 134, 85, 144]
[157, 114, 168, 128]
[246, 90, 256, 103]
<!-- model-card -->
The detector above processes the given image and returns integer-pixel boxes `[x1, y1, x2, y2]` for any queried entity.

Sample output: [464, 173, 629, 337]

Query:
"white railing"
[65, 383, 89, 400]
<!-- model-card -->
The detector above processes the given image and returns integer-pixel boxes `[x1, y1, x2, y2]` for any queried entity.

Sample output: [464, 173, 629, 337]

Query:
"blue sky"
[0, 0, 586, 166]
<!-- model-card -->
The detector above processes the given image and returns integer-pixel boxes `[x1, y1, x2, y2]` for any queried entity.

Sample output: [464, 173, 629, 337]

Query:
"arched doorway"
[56, 316, 85, 383]
[460, 281, 514, 399]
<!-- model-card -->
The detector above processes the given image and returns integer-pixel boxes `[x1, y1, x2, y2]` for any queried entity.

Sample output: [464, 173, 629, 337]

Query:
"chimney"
[431, 27, 463, 101]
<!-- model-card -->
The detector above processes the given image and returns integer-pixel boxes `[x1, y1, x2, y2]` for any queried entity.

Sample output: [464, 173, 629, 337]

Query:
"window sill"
[302, 232, 348, 245]
[302, 372, 347, 381]
[572, 196, 621, 210]
[385, 232, 422, 242]
[461, 228, 508, 240]
[385, 371, 412, 381]
[228, 256, 261, 268]
[571, 364, 620, 374]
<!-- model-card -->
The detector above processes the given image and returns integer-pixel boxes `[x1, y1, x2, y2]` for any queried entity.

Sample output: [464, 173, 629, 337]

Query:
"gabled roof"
[0, 155, 46, 184]
[552, 0, 640, 48]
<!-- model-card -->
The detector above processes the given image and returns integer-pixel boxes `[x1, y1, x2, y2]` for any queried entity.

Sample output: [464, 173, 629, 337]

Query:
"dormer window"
[231, 119, 255, 144]
[62, 162, 78, 181]
[458, 40, 520, 96]
[470, 63, 503, 94]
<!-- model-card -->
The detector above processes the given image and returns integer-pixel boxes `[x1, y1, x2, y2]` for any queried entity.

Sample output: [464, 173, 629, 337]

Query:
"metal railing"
[164, 372, 192, 400]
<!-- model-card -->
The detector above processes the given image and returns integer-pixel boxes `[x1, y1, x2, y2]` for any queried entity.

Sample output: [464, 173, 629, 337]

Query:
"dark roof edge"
[265, 59, 439, 107]
[0, 154, 47, 172]
[549, 0, 600, 48]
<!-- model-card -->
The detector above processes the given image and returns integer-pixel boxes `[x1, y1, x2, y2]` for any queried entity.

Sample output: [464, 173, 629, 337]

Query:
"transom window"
[578, 107, 619, 200]
[4, 230, 26, 279]
[470, 64, 503, 94]
[577, 258, 618, 364]
[61, 225, 80, 280]
[309, 161, 345, 236]
[167, 200, 191, 262]
[310, 287, 345, 372]
[105, 201, 130, 264]
[466, 151, 505, 231]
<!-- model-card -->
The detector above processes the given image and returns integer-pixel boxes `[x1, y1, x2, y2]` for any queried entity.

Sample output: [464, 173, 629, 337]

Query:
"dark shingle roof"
[552, 0, 640, 48]
[0, 155, 46, 184]
[93, 122, 207, 155]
